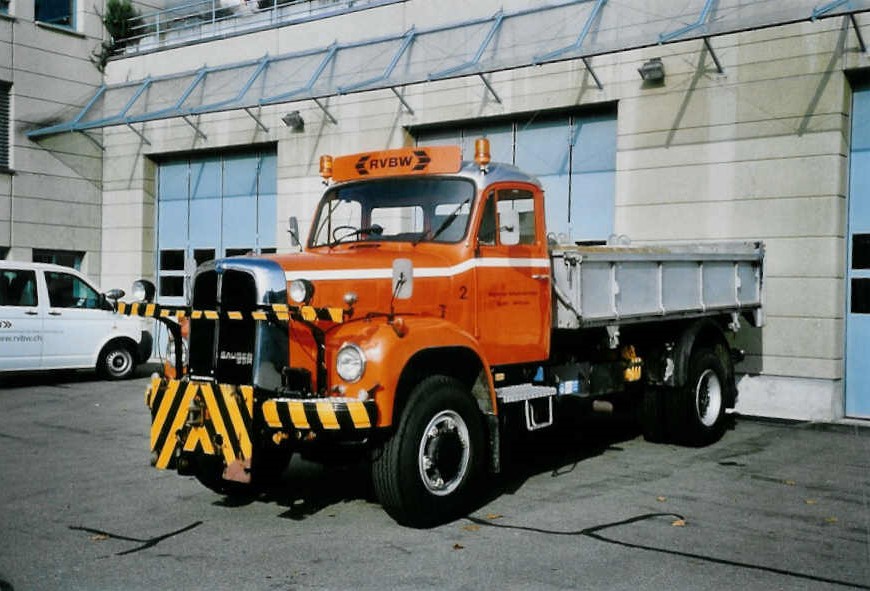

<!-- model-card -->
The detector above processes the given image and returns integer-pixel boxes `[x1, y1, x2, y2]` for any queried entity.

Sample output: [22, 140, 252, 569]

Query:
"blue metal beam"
[126, 68, 207, 124]
[260, 43, 339, 104]
[337, 28, 417, 94]
[26, 85, 103, 138]
[659, 0, 717, 43]
[813, 0, 852, 20]
[188, 55, 272, 114]
[850, 13, 867, 52]
[533, 0, 607, 64]
[428, 11, 504, 80]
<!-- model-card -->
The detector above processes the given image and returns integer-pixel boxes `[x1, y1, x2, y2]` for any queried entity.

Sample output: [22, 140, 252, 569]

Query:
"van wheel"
[98, 342, 136, 380]
[371, 375, 484, 528]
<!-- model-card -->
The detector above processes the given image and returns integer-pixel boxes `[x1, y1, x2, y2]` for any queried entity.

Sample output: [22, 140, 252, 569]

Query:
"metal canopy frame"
[659, 0, 725, 73]
[27, 0, 870, 140]
[814, 0, 868, 51]
[534, 0, 607, 89]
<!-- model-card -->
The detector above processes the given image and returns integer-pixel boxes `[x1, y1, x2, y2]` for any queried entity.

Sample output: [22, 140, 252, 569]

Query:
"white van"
[0, 261, 152, 379]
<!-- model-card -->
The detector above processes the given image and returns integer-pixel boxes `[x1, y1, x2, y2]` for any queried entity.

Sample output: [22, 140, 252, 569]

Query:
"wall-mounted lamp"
[638, 58, 665, 83]
[281, 111, 305, 131]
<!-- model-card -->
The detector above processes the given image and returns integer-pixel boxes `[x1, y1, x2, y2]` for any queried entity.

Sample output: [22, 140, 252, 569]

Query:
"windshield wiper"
[415, 198, 470, 245]
[326, 224, 384, 248]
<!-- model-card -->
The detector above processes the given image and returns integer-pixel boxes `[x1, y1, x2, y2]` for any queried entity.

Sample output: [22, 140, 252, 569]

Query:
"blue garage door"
[847, 84, 870, 418]
[156, 149, 277, 306]
[416, 109, 617, 244]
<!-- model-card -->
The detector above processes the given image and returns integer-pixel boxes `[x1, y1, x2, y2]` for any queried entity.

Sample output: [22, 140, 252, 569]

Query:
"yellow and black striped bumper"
[261, 397, 378, 432]
[146, 377, 380, 471]
[146, 377, 254, 471]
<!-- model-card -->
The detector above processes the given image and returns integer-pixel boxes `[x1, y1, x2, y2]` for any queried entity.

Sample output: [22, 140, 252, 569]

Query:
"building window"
[35, 0, 74, 27]
[33, 249, 84, 270]
[0, 83, 9, 171]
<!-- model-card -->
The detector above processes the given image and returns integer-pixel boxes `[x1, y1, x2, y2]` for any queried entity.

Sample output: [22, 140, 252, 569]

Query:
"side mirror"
[288, 216, 302, 249]
[499, 209, 520, 246]
[391, 258, 413, 300]
[103, 289, 125, 311]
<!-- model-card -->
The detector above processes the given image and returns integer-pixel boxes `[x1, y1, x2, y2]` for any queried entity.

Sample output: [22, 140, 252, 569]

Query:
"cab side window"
[45, 272, 100, 309]
[477, 189, 537, 246]
[497, 191, 536, 245]
[0, 270, 38, 307]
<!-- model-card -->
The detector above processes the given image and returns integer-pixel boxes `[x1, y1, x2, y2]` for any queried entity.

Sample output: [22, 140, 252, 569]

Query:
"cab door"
[41, 270, 115, 368]
[473, 185, 551, 365]
[0, 268, 44, 370]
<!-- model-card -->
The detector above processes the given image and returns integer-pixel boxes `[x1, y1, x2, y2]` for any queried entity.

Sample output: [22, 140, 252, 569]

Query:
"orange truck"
[129, 139, 763, 527]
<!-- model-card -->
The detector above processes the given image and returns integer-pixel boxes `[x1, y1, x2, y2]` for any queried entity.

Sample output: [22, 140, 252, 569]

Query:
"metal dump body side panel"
[551, 242, 763, 329]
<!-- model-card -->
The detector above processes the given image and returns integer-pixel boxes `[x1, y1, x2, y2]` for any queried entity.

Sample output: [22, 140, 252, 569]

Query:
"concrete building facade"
[12, 0, 870, 422]
[1, 0, 105, 274]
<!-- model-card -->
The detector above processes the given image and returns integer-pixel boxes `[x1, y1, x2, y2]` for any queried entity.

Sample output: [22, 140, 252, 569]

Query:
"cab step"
[496, 384, 556, 431]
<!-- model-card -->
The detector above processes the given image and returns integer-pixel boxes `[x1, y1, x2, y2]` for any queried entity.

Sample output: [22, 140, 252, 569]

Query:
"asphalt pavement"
[0, 370, 868, 590]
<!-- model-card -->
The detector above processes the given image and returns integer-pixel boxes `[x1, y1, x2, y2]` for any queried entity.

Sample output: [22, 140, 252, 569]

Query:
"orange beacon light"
[319, 154, 334, 181]
[474, 137, 491, 170]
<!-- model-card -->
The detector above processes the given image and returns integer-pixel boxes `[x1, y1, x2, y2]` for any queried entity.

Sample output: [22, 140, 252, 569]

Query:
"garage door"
[847, 83, 870, 418]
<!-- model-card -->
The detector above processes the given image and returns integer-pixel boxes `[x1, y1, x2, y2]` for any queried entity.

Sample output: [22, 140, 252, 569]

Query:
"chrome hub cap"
[417, 410, 470, 496]
[695, 369, 723, 427]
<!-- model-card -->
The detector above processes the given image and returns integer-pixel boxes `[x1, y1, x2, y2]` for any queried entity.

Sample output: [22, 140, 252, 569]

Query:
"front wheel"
[97, 342, 136, 380]
[371, 375, 485, 528]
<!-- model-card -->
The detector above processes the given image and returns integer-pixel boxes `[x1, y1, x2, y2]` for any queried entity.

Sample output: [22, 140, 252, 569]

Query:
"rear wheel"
[372, 375, 485, 528]
[673, 347, 730, 446]
[639, 387, 668, 443]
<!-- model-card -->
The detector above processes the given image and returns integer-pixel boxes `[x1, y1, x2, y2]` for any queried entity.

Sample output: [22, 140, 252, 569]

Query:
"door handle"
[531, 274, 550, 281]
[49, 311, 62, 316]
[25, 310, 39, 316]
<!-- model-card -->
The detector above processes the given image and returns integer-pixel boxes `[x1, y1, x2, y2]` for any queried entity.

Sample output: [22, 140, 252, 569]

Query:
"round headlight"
[336, 343, 366, 383]
[289, 279, 315, 304]
[131, 279, 156, 303]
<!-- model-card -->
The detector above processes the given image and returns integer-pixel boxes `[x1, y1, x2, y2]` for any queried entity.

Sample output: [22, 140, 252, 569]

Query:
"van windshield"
[309, 177, 476, 248]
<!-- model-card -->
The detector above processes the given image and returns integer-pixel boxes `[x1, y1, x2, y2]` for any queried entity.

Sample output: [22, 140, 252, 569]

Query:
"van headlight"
[336, 343, 366, 383]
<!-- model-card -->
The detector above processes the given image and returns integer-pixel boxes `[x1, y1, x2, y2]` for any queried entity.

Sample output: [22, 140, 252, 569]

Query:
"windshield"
[309, 177, 476, 247]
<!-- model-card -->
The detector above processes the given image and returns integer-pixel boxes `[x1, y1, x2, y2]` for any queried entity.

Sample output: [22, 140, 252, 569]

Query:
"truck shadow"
[258, 409, 643, 523]
[495, 413, 641, 496]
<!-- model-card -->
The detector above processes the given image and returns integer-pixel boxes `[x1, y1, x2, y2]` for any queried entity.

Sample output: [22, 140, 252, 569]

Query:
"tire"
[639, 387, 669, 443]
[97, 341, 136, 380]
[673, 347, 730, 446]
[371, 375, 485, 528]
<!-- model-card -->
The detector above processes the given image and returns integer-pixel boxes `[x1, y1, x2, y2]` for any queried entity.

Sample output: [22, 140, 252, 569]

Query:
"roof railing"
[113, 0, 402, 57]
